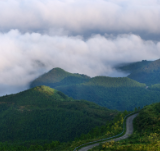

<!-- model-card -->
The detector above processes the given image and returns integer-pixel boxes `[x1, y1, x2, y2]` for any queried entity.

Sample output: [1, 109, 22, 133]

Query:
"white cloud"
[0, 0, 160, 95]
[0, 0, 160, 37]
[0, 30, 159, 95]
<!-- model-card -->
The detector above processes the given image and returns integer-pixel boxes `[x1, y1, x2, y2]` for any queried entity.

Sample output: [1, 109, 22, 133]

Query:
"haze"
[0, 0, 160, 96]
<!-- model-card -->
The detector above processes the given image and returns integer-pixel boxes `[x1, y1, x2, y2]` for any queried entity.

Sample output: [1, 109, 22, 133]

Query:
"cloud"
[0, 0, 160, 39]
[0, 30, 160, 96]
[0, 0, 160, 95]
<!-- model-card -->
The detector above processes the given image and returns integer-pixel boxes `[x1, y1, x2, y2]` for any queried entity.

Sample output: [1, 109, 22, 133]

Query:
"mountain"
[116, 60, 152, 73]
[117, 59, 160, 85]
[30, 68, 160, 111]
[30, 67, 90, 88]
[0, 86, 117, 144]
[128, 59, 160, 85]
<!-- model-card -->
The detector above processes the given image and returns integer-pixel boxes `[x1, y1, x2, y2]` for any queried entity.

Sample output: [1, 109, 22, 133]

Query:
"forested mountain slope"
[128, 59, 160, 85]
[83, 76, 145, 87]
[116, 60, 152, 73]
[117, 59, 160, 85]
[30, 67, 90, 88]
[30, 68, 160, 111]
[0, 86, 118, 143]
[56, 81, 160, 111]
[91, 102, 160, 151]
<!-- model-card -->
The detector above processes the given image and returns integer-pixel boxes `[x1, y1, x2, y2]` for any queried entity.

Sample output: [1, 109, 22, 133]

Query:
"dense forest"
[116, 60, 152, 73]
[1, 60, 160, 151]
[30, 67, 160, 111]
[0, 85, 118, 149]
[117, 59, 160, 85]
[56, 85, 160, 111]
[90, 102, 160, 151]
[0, 107, 131, 151]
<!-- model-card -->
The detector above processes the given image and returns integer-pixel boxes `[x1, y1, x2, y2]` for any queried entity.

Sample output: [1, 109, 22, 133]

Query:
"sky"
[0, 0, 160, 96]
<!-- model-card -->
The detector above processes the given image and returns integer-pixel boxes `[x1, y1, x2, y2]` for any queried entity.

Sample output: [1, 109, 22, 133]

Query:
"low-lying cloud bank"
[0, 30, 159, 96]
[0, 0, 160, 39]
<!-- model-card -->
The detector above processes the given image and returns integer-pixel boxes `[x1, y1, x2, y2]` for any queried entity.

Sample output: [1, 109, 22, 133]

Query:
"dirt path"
[78, 113, 139, 151]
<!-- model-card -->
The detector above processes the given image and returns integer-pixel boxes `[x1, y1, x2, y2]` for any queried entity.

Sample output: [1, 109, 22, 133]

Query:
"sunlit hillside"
[90, 102, 160, 151]
[0, 86, 117, 144]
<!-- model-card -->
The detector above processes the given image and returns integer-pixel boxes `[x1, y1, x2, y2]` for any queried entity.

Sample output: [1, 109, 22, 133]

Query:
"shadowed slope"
[30, 67, 160, 111]
[83, 76, 146, 87]
[117, 59, 160, 85]
[0, 86, 117, 143]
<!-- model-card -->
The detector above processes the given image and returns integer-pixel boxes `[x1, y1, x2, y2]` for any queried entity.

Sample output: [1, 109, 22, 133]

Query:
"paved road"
[78, 113, 139, 151]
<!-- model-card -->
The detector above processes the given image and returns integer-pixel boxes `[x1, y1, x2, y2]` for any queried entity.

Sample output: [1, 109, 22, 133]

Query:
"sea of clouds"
[0, 0, 160, 95]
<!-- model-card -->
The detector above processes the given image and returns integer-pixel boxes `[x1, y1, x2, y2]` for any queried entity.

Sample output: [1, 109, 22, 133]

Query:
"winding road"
[78, 113, 139, 151]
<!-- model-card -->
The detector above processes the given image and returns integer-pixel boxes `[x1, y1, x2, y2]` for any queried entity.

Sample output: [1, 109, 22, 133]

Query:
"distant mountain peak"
[49, 67, 66, 72]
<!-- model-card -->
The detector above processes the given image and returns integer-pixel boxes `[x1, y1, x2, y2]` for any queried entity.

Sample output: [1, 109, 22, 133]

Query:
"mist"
[0, 0, 160, 96]
[0, 30, 159, 96]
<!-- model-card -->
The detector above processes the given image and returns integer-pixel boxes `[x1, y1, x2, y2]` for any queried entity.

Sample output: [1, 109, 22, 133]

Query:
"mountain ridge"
[116, 59, 160, 85]
[29, 67, 160, 111]
[0, 85, 118, 143]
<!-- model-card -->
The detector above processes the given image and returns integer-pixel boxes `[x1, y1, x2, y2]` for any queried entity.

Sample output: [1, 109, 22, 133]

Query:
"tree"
[134, 107, 137, 111]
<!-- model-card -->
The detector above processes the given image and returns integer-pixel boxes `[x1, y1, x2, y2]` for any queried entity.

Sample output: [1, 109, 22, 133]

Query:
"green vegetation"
[0, 109, 131, 151]
[0, 85, 118, 150]
[118, 59, 160, 85]
[56, 85, 160, 111]
[116, 60, 152, 73]
[30, 67, 160, 111]
[148, 83, 160, 91]
[1, 84, 160, 151]
[83, 76, 146, 88]
[90, 102, 160, 151]
[1, 61, 160, 151]
[30, 67, 90, 88]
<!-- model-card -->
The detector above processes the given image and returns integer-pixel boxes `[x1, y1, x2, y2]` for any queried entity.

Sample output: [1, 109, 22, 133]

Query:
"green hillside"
[149, 83, 160, 91]
[117, 59, 160, 85]
[128, 59, 160, 85]
[56, 84, 160, 111]
[83, 76, 146, 87]
[30, 67, 90, 88]
[91, 102, 160, 151]
[116, 60, 152, 73]
[0, 86, 118, 144]
[30, 68, 160, 111]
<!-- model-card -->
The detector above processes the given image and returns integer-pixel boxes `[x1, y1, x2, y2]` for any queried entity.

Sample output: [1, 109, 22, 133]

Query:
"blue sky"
[0, 0, 160, 95]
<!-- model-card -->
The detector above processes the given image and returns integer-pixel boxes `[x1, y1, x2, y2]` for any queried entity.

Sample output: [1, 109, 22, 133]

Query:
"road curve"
[78, 113, 139, 151]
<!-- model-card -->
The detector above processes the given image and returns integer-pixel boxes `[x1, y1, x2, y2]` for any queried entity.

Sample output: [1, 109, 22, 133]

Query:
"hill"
[117, 59, 160, 85]
[0, 86, 118, 144]
[30, 67, 90, 88]
[148, 83, 160, 91]
[128, 59, 160, 85]
[116, 60, 152, 73]
[30, 68, 160, 111]
[91, 102, 160, 151]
